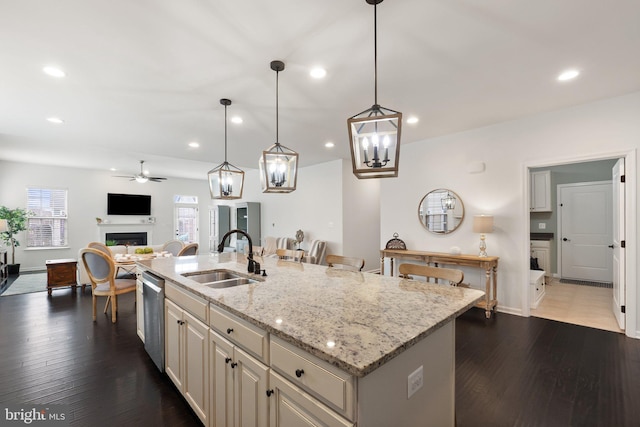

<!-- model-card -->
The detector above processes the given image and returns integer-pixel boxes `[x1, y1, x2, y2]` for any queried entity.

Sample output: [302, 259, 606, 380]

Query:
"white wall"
[0, 162, 212, 271]
[380, 91, 640, 336]
[342, 160, 380, 271]
[244, 161, 344, 256]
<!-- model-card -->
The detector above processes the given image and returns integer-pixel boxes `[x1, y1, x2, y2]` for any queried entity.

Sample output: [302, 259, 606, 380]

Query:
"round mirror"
[418, 189, 465, 234]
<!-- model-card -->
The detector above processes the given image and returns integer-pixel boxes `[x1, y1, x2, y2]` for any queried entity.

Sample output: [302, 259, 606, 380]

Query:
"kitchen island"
[137, 253, 484, 426]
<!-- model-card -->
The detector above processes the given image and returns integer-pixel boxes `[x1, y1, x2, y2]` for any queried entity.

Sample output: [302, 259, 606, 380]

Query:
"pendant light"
[347, 0, 402, 179]
[208, 98, 245, 199]
[441, 191, 456, 210]
[259, 60, 298, 193]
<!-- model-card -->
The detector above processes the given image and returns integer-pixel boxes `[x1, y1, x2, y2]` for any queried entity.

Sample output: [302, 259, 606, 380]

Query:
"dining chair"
[161, 239, 185, 256]
[325, 254, 365, 271]
[398, 263, 464, 286]
[177, 243, 199, 256]
[304, 240, 327, 264]
[244, 245, 264, 257]
[80, 248, 136, 323]
[276, 248, 305, 263]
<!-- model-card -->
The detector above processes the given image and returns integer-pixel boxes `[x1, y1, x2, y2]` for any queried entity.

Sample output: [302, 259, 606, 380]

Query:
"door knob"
[562, 238, 570, 242]
[608, 244, 614, 249]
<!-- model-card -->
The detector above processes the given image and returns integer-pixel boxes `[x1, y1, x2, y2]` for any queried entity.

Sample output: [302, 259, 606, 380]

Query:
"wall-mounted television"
[107, 193, 151, 215]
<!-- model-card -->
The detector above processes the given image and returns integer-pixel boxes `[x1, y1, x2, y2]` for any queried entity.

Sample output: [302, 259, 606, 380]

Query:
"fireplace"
[105, 232, 148, 246]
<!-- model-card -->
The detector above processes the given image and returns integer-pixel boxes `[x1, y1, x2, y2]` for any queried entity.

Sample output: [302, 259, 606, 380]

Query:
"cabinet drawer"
[269, 371, 354, 427]
[165, 281, 208, 324]
[270, 336, 355, 421]
[209, 304, 269, 364]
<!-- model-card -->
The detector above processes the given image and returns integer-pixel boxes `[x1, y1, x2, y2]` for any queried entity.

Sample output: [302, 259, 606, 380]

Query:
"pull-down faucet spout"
[217, 229, 260, 274]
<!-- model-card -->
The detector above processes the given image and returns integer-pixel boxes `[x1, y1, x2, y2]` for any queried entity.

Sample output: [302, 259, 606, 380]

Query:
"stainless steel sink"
[182, 269, 257, 288]
[204, 277, 256, 288]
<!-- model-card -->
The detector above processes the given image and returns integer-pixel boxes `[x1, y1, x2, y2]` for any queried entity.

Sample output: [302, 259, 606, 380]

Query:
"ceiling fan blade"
[113, 175, 135, 178]
[148, 177, 167, 182]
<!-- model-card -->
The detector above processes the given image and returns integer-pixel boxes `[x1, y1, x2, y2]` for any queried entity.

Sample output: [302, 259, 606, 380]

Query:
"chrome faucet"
[217, 229, 264, 275]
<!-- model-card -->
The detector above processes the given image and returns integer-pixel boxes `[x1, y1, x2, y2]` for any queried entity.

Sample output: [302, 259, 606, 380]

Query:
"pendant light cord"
[373, 1, 378, 106]
[224, 103, 228, 162]
[275, 69, 280, 144]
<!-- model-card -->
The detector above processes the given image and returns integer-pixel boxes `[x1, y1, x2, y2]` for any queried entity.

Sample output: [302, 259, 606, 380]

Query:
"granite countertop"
[138, 253, 484, 377]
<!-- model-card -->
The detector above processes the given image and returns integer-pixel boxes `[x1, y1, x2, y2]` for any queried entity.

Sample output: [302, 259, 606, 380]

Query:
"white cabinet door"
[165, 299, 184, 389]
[530, 171, 551, 212]
[209, 331, 269, 427]
[184, 310, 209, 424]
[234, 347, 269, 427]
[210, 332, 235, 427]
[530, 243, 550, 274]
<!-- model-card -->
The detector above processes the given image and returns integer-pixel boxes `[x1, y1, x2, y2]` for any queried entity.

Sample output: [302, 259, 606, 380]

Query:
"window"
[27, 187, 68, 248]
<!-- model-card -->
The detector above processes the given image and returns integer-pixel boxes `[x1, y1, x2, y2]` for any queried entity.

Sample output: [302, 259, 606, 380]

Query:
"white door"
[559, 182, 613, 282]
[612, 159, 626, 329]
[174, 204, 199, 244]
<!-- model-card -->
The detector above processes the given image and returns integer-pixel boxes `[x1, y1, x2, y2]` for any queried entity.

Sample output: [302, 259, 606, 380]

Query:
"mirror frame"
[418, 188, 465, 234]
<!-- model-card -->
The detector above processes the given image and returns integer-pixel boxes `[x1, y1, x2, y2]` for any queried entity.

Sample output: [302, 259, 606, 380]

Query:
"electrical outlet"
[407, 365, 424, 399]
[538, 223, 546, 230]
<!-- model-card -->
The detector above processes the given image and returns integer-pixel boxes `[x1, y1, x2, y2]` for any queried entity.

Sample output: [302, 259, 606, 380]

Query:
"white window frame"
[26, 187, 68, 248]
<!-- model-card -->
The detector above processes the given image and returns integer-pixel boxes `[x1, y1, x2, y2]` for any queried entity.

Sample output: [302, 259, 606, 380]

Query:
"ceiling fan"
[114, 160, 167, 183]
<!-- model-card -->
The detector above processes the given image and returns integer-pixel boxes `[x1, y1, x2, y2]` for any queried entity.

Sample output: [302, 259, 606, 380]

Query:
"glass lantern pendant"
[259, 60, 298, 193]
[348, 0, 402, 179]
[208, 98, 245, 199]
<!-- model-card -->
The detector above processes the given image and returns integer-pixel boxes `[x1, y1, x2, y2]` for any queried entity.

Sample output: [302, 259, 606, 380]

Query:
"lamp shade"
[259, 143, 298, 193]
[348, 108, 402, 179]
[209, 98, 245, 199]
[208, 162, 245, 199]
[0, 219, 7, 233]
[473, 215, 494, 234]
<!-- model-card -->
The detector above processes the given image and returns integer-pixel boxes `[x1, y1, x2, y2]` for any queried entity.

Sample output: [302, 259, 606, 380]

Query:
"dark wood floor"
[2, 283, 640, 426]
[456, 308, 640, 427]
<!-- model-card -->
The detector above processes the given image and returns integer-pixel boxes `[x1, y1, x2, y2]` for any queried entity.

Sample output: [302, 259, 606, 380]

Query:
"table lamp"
[473, 215, 494, 257]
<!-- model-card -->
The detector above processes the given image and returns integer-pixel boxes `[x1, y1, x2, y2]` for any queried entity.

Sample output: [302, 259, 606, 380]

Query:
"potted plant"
[0, 206, 31, 275]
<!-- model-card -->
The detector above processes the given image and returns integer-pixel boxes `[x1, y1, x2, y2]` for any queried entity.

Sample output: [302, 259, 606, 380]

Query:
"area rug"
[559, 278, 613, 289]
[1, 273, 48, 296]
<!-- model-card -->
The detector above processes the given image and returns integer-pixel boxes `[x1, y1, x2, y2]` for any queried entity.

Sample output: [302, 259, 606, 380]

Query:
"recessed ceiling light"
[47, 117, 64, 124]
[43, 66, 66, 78]
[407, 116, 419, 124]
[231, 116, 243, 124]
[188, 141, 200, 148]
[310, 67, 327, 79]
[110, 168, 117, 172]
[557, 69, 580, 81]
[325, 142, 335, 148]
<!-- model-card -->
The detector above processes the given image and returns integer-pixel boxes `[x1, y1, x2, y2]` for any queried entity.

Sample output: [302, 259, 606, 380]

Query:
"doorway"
[525, 152, 636, 337]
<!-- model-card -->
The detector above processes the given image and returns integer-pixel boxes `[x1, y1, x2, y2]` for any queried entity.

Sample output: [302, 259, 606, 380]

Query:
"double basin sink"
[182, 269, 258, 289]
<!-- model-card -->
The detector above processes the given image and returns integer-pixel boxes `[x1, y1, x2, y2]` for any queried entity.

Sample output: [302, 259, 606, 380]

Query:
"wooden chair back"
[88, 241, 113, 258]
[81, 248, 115, 286]
[325, 254, 365, 271]
[162, 239, 184, 256]
[276, 248, 305, 263]
[398, 264, 464, 286]
[80, 248, 136, 323]
[177, 243, 199, 256]
[245, 245, 264, 257]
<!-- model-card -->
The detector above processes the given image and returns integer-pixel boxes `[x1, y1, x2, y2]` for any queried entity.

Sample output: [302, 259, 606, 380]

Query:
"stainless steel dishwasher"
[142, 271, 165, 372]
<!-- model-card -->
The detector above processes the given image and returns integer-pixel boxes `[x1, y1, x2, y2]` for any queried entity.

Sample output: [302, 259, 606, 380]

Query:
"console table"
[380, 249, 499, 318]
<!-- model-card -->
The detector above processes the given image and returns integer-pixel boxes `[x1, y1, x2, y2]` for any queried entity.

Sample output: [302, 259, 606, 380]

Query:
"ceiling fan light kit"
[347, 0, 402, 179]
[259, 60, 299, 193]
[208, 98, 245, 199]
[114, 160, 167, 183]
